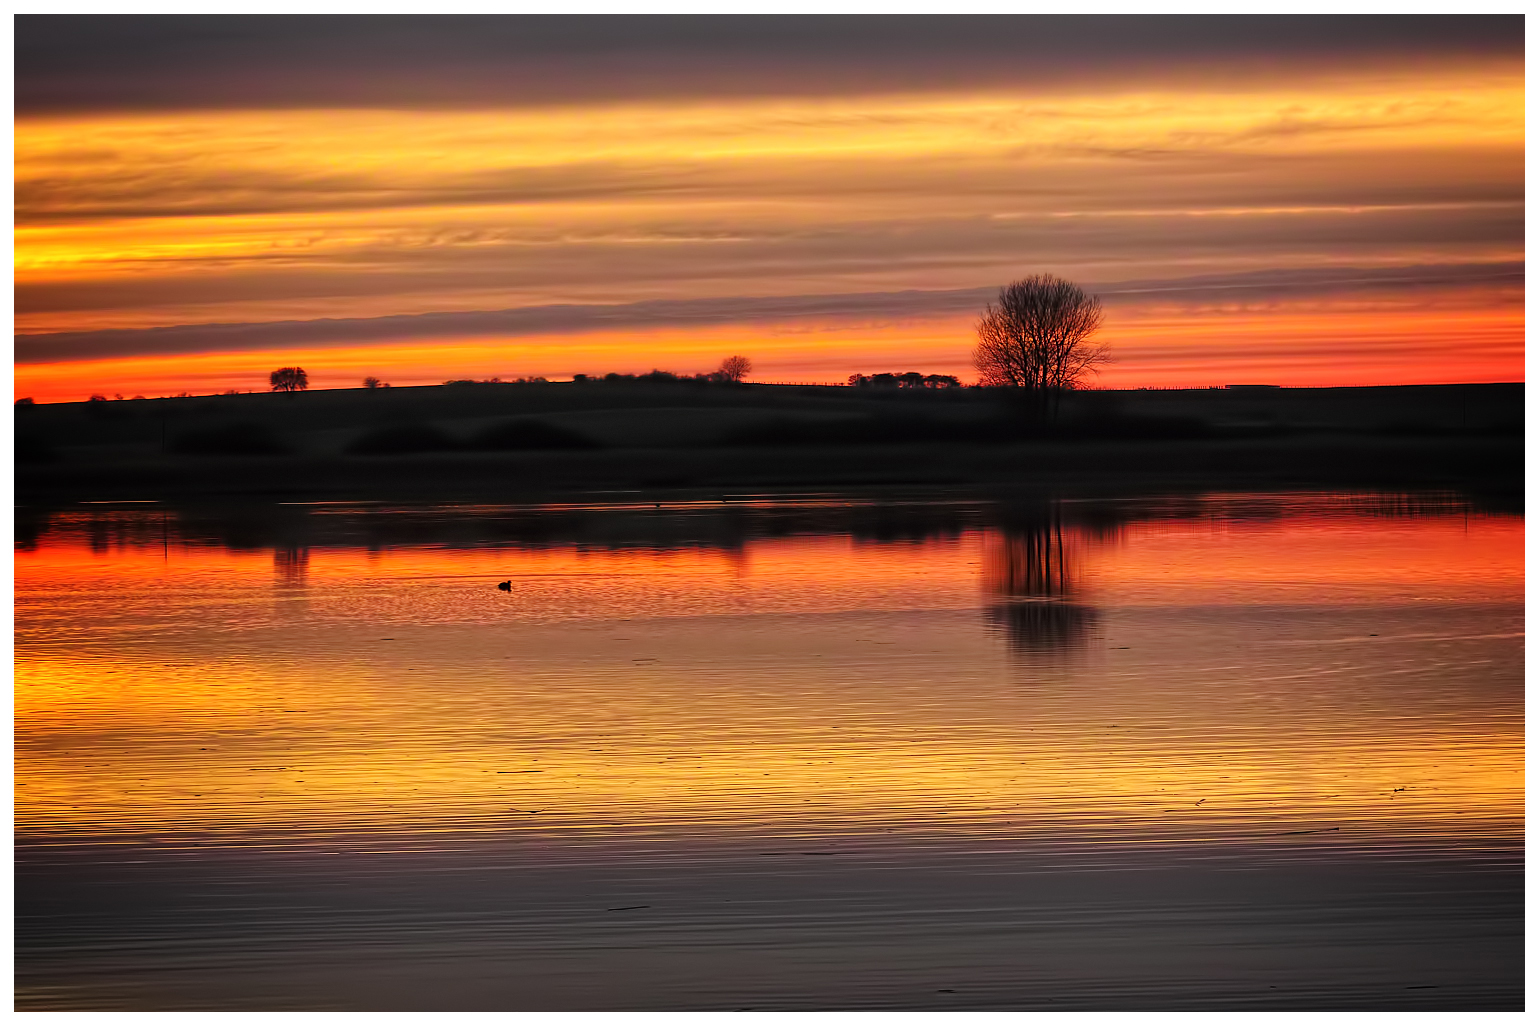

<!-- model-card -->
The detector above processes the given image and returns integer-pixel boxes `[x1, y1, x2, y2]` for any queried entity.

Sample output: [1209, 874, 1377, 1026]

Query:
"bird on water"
[497, 580, 512, 591]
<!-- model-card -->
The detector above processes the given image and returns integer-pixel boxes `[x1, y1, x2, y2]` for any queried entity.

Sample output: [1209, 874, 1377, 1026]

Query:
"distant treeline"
[847, 372, 963, 389]
[444, 370, 744, 386]
[441, 370, 968, 388]
[569, 369, 742, 384]
[18, 369, 979, 408]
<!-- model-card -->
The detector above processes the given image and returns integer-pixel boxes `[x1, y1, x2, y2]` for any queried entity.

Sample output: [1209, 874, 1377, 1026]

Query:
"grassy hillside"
[14, 380, 1523, 504]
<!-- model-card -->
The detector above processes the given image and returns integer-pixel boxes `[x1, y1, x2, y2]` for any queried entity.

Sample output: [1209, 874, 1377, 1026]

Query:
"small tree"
[270, 367, 308, 393]
[362, 376, 381, 389]
[974, 275, 1107, 411]
[717, 355, 752, 383]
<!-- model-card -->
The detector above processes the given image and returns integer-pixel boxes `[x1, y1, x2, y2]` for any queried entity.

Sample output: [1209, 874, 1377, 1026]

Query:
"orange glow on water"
[18, 507, 1521, 605]
[15, 502, 1523, 848]
[17, 641, 1522, 848]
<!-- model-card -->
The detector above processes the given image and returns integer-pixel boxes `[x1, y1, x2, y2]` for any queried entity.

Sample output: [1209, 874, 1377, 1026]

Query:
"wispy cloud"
[17, 262, 1521, 365]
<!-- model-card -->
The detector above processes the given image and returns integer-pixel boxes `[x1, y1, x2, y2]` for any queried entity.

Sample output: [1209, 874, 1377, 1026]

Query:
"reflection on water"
[273, 545, 310, 588]
[984, 507, 1098, 653]
[985, 596, 1097, 653]
[14, 492, 1523, 1010]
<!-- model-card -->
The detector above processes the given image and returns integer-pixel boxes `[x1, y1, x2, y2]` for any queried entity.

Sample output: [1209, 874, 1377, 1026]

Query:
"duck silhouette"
[496, 580, 512, 592]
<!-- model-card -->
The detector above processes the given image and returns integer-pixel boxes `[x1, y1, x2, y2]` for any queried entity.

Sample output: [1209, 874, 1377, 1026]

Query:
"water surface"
[15, 492, 1523, 1009]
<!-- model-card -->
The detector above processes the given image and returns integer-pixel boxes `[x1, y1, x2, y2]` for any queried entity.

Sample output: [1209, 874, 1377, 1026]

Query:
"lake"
[14, 491, 1523, 1010]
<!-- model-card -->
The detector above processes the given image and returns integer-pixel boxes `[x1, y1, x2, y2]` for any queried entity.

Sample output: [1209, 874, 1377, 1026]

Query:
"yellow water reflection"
[15, 497, 1522, 852]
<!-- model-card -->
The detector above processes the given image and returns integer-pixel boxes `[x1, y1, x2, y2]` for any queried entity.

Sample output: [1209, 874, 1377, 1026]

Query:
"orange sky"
[13, 18, 1524, 401]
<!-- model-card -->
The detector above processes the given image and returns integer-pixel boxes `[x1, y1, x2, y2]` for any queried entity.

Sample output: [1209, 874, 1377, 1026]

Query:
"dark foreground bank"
[20, 837, 1519, 1011]
[15, 381, 1522, 504]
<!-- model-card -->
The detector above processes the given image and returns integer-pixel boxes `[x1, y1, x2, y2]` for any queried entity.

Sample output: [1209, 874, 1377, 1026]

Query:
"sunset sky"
[14, 16, 1524, 402]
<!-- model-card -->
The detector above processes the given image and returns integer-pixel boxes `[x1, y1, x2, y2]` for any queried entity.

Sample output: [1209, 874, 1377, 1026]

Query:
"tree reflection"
[984, 509, 1097, 653]
[273, 545, 310, 588]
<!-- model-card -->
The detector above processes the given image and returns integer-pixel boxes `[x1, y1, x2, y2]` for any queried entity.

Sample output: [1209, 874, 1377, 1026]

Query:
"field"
[14, 381, 1523, 506]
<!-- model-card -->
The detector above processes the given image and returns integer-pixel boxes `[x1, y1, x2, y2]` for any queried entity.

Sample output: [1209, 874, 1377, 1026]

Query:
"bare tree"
[362, 376, 381, 389]
[270, 367, 308, 393]
[974, 276, 1107, 404]
[717, 355, 752, 383]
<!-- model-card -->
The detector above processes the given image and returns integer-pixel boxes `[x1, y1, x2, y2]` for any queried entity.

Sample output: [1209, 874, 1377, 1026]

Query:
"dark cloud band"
[17, 16, 1521, 114]
[16, 262, 1521, 365]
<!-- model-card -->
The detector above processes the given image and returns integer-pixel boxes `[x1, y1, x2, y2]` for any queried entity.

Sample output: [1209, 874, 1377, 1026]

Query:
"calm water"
[15, 492, 1523, 1010]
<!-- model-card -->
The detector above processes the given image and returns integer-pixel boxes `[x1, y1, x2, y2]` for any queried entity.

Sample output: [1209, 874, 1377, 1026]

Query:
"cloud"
[16, 72, 1518, 340]
[1096, 261, 1524, 302]
[12, 289, 993, 364]
[16, 262, 1521, 365]
[17, 194, 1522, 338]
[17, 87, 1521, 226]
[16, 16, 1520, 114]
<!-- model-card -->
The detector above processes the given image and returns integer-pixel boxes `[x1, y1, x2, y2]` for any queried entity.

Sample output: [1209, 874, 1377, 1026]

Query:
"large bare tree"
[973, 275, 1107, 399]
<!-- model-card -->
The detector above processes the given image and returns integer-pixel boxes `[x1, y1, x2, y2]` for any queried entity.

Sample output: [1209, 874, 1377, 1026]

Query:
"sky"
[13, 15, 1524, 401]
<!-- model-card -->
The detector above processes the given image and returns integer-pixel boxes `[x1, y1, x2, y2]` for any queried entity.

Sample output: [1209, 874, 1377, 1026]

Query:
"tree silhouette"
[717, 355, 752, 383]
[974, 275, 1107, 407]
[270, 367, 308, 393]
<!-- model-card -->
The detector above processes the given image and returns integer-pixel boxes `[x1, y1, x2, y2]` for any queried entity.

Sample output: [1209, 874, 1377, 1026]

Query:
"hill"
[14, 380, 1523, 505]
